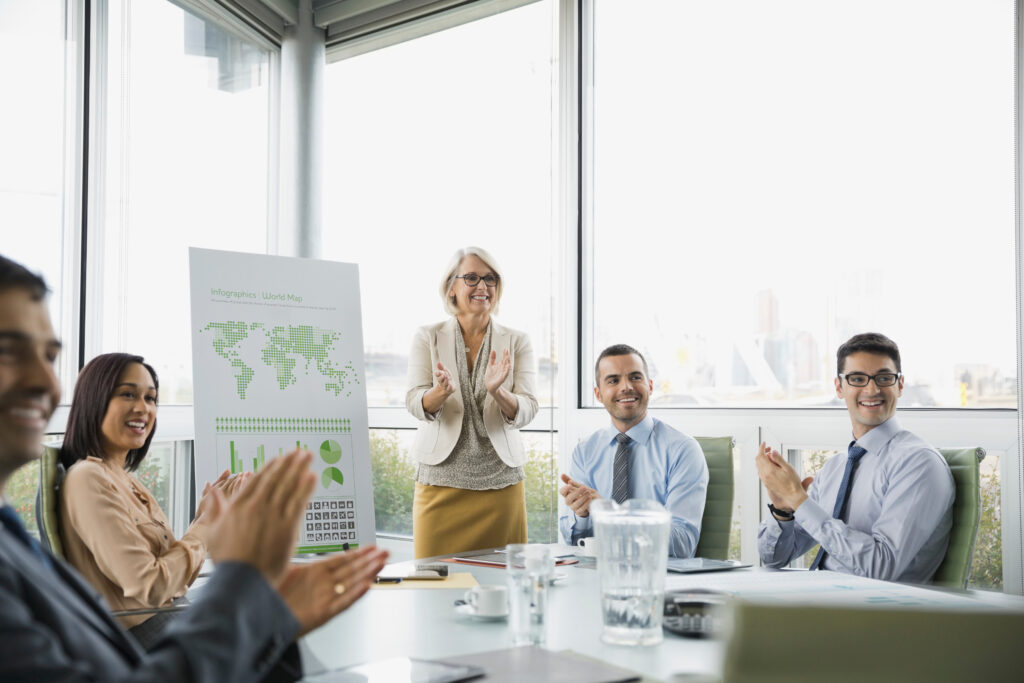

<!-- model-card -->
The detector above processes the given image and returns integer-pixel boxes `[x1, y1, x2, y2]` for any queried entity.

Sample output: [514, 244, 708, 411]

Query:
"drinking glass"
[505, 544, 553, 646]
[591, 499, 671, 646]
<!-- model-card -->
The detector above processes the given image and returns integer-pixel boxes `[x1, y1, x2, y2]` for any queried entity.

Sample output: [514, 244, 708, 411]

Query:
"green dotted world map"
[201, 322, 360, 399]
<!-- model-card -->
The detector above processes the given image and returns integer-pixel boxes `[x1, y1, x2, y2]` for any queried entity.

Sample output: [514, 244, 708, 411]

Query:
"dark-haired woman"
[59, 352, 244, 648]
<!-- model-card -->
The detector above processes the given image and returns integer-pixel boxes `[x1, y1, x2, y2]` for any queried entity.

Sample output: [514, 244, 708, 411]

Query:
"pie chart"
[322, 466, 344, 488]
[320, 439, 342, 464]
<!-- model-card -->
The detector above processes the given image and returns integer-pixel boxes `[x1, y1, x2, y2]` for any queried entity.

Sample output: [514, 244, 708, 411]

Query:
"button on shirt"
[559, 415, 709, 558]
[758, 418, 955, 583]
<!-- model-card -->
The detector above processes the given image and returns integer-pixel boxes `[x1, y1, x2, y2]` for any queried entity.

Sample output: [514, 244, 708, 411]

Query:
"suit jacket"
[0, 526, 300, 683]
[405, 318, 538, 468]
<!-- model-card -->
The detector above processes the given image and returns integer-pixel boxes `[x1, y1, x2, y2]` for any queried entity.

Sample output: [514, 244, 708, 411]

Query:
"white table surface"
[298, 557, 1024, 682]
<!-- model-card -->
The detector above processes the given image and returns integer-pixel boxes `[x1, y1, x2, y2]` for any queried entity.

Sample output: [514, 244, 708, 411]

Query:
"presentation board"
[189, 248, 375, 553]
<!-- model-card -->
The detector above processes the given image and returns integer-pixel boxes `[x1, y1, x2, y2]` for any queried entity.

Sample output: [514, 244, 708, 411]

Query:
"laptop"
[666, 558, 750, 574]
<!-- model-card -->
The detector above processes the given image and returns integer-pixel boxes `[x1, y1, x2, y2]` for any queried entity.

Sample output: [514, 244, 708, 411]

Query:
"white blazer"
[405, 317, 538, 467]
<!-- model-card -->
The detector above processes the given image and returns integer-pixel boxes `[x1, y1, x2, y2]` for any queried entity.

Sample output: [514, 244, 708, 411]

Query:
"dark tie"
[611, 433, 632, 504]
[0, 505, 53, 571]
[809, 443, 867, 570]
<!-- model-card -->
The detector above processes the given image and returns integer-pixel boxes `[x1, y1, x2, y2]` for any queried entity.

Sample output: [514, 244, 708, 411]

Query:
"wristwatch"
[767, 503, 795, 520]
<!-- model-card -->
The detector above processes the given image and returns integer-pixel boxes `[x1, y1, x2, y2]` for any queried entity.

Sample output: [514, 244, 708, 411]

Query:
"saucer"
[455, 603, 508, 622]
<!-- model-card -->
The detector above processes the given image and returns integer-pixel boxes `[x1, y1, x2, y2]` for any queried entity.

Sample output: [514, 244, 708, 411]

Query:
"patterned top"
[416, 322, 525, 490]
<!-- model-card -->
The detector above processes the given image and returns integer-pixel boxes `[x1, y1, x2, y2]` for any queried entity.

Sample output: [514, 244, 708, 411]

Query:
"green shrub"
[369, 432, 559, 542]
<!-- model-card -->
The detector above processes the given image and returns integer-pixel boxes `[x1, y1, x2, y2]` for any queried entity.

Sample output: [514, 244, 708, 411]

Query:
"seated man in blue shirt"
[559, 344, 708, 558]
[757, 332, 955, 583]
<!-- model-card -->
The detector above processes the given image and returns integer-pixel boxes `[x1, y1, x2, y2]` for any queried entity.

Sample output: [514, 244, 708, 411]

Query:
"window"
[134, 441, 193, 536]
[89, 0, 275, 404]
[580, 0, 1017, 589]
[585, 0, 1015, 409]
[323, 0, 559, 539]
[323, 0, 558, 410]
[0, 0, 75, 386]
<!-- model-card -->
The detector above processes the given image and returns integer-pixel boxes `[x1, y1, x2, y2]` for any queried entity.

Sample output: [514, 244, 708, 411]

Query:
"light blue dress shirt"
[559, 415, 709, 558]
[758, 417, 955, 583]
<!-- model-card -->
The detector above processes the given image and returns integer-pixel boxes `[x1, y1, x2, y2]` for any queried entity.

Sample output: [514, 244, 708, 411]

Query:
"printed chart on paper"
[189, 248, 375, 553]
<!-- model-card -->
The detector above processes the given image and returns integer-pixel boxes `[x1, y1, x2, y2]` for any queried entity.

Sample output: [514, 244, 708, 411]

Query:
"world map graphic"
[200, 322, 359, 399]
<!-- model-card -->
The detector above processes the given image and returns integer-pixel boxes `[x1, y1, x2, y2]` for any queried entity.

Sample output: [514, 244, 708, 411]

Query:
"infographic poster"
[189, 248, 375, 553]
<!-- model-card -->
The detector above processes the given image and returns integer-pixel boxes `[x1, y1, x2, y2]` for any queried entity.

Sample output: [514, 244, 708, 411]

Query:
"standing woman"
[406, 247, 538, 558]
[58, 353, 243, 648]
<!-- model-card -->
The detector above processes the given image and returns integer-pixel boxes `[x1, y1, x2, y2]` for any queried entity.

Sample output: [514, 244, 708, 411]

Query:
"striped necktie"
[809, 443, 867, 571]
[0, 505, 53, 571]
[611, 433, 632, 504]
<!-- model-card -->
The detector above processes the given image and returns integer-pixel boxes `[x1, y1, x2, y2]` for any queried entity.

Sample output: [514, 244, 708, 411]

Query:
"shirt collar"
[606, 413, 655, 446]
[854, 416, 902, 455]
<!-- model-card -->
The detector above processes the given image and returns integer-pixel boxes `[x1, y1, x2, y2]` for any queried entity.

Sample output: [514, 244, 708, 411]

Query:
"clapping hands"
[484, 349, 511, 394]
[277, 547, 389, 636]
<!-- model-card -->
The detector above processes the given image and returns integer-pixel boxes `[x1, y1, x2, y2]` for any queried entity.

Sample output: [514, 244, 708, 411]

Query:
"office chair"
[721, 601, 1023, 683]
[932, 447, 985, 589]
[693, 437, 734, 560]
[35, 444, 187, 620]
[36, 444, 67, 559]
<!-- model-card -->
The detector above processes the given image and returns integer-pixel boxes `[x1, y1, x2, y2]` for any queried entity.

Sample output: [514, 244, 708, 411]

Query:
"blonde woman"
[406, 247, 538, 558]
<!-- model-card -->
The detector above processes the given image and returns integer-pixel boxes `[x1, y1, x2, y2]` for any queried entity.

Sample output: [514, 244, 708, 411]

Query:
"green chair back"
[694, 436, 734, 560]
[722, 602, 1023, 683]
[35, 444, 66, 560]
[933, 447, 984, 589]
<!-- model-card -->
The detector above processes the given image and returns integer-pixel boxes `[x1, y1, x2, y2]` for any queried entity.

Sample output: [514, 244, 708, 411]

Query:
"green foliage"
[804, 449, 831, 477]
[728, 508, 742, 560]
[3, 449, 171, 541]
[6, 460, 41, 538]
[135, 450, 172, 514]
[524, 447, 557, 543]
[368, 432, 559, 542]
[970, 466, 1002, 590]
[798, 449, 834, 564]
[370, 431, 416, 535]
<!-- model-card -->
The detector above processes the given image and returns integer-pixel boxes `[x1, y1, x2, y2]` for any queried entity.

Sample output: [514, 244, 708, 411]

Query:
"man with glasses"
[756, 332, 954, 583]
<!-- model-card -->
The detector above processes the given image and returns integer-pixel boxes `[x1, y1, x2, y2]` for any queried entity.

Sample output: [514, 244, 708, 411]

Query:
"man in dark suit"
[0, 253, 387, 682]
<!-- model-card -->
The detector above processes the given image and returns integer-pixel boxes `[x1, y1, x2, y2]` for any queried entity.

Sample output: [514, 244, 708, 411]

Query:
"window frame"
[570, 0, 1023, 592]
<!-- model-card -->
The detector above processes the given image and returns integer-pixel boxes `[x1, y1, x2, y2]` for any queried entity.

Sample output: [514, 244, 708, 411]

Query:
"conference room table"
[296, 547, 1024, 682]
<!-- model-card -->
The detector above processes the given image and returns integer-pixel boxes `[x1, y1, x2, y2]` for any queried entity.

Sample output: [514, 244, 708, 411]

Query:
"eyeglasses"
[839, 372, 902, 388]
[456, 273, 499, 287]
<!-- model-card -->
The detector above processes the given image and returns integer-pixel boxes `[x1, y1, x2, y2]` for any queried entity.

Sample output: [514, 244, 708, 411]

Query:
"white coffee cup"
[576, 536, 599, 557]
[464, 584, 508, 617]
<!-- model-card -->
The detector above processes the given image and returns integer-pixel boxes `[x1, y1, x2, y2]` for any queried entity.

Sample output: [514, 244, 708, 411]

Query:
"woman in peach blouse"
[58, 353, 244, 648]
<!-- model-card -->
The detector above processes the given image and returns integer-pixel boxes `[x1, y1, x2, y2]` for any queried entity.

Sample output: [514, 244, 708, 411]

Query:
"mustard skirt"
[413, 481, 527, 559]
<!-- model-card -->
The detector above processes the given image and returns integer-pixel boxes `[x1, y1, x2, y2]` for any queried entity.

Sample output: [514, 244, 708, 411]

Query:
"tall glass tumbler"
[591, 499, 671, 646]
[505, 544, 553, 646]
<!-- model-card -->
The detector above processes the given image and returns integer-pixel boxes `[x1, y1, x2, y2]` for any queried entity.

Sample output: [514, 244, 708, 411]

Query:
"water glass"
[505, 544, 553, 646]
[591, 499, 671, 646]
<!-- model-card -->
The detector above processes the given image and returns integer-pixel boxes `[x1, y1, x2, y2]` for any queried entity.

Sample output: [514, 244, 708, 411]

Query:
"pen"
[375, 577, 402, 584]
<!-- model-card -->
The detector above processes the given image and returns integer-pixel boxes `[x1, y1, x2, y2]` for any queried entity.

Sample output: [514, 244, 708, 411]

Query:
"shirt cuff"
[758, 516, 783, 540]
[793, 498, 830, 539]
[572, 514, 593, 538]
